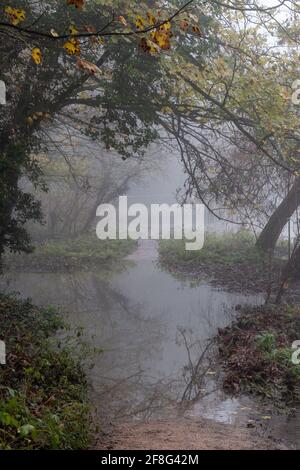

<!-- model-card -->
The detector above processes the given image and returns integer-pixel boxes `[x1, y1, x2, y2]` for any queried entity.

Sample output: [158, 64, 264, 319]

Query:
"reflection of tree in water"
[96, 327, 219, 423]
[64, 273, 175, 422]
[0, 270, 171, 420]
[0, 270, 241, 423]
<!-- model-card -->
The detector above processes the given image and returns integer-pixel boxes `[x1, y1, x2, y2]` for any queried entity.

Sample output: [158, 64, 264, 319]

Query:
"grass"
[218, 304, 300, 411]
[158, 230, 287, 294]
[159, 230, 263, 267]
[34, 236, 137, 261]
[6, 235, 137, 272]
[0, 294, 94, 449]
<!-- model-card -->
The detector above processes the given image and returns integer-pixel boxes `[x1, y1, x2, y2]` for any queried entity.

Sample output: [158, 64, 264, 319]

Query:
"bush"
[0, 294, 93, 449]
[218, 305, 300, 410]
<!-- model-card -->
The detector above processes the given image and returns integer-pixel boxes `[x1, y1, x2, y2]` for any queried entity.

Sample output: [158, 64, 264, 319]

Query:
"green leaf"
[0, 412, 19, 427]
[19, 424, 35, 437]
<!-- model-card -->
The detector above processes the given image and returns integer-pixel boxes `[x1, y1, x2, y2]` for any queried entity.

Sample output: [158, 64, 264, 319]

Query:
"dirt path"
[98, 417, 279, 450]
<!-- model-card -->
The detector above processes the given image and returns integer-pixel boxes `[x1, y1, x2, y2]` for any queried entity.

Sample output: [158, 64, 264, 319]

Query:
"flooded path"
[1, 148, 300, 448]
[3, 240, 297, 449]
[1, 241, 261, 416]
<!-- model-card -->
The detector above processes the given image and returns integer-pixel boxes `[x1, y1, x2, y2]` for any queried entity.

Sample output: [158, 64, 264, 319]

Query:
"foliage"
[218, 305, 300, 410]
[1, 0, 299, 264]
[255, 332, 277, 353]
[6, 236, 136, 272]
[156, 1, 300, 237]
[0, 1, 202, 258]
[159, 230, 261, 266]
[35, 235, 136, 261]
[0, 0, 200, 65]
[159, 230, 286, 294]
[0, 141, 45, 258]
[0, 294, 93, 449]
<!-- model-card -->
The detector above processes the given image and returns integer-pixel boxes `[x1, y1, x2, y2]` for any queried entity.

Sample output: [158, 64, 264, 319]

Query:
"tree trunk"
[256, 177, 300, 252]
[275, 237, 300, 304]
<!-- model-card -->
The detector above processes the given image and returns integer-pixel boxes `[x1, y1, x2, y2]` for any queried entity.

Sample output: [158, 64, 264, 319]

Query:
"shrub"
[0, 294, 93, 449]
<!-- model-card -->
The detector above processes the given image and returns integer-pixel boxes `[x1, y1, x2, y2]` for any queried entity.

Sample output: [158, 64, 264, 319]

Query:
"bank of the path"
[97, 416, 281, 450]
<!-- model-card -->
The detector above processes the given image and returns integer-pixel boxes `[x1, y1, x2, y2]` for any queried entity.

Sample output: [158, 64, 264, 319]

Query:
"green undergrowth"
[0, 294, 94, 449]
[218, 304, 300, 411]
[159, 230, 267, 266]
[158, 231, 286, 294]
[6, 236, 137, 272]
[35, 236, 136, 260]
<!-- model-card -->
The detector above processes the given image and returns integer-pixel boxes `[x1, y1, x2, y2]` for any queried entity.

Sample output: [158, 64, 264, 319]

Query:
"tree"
[0, 0, 197, 64]
[256, 177, 300, 252]
[154, 1, 300, 249]
[1, 0, 297, 262]
[28, 132, 160, 239]
[0, 0, 200, 260]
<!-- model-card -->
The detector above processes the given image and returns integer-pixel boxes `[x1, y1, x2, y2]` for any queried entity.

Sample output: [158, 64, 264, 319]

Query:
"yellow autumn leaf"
[69, 24, 78, 35]
[160, 21, 171, 32]
[31, 48, 42, 65]
[149, 40, 160, 55]
[161, 106, 172, 114]
[5, 6, 26, 26]
[153, 30, 170, 50]
[139, 37, 159, 55]
[64, 41, 76, 54]
[135, 15, 145, 31]
[64, 38, 80, 55]
[147, 12, 156, 26]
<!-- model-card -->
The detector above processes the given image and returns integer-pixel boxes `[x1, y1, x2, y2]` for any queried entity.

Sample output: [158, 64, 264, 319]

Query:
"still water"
[1, 149, 300, 445]
[0, 241, 260, 414]
[1, 240, 300, 447]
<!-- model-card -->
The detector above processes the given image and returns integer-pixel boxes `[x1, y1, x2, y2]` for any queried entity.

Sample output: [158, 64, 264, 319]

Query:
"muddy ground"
[97, 416, 287, 450]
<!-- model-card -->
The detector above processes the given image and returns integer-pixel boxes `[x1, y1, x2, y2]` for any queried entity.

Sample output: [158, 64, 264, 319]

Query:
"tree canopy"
[1, 0, 300, 258]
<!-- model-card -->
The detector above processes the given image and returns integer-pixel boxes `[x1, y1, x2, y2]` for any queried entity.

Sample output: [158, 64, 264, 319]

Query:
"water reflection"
[1, 241, 262, 421]
[2, 241, 300, 447]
